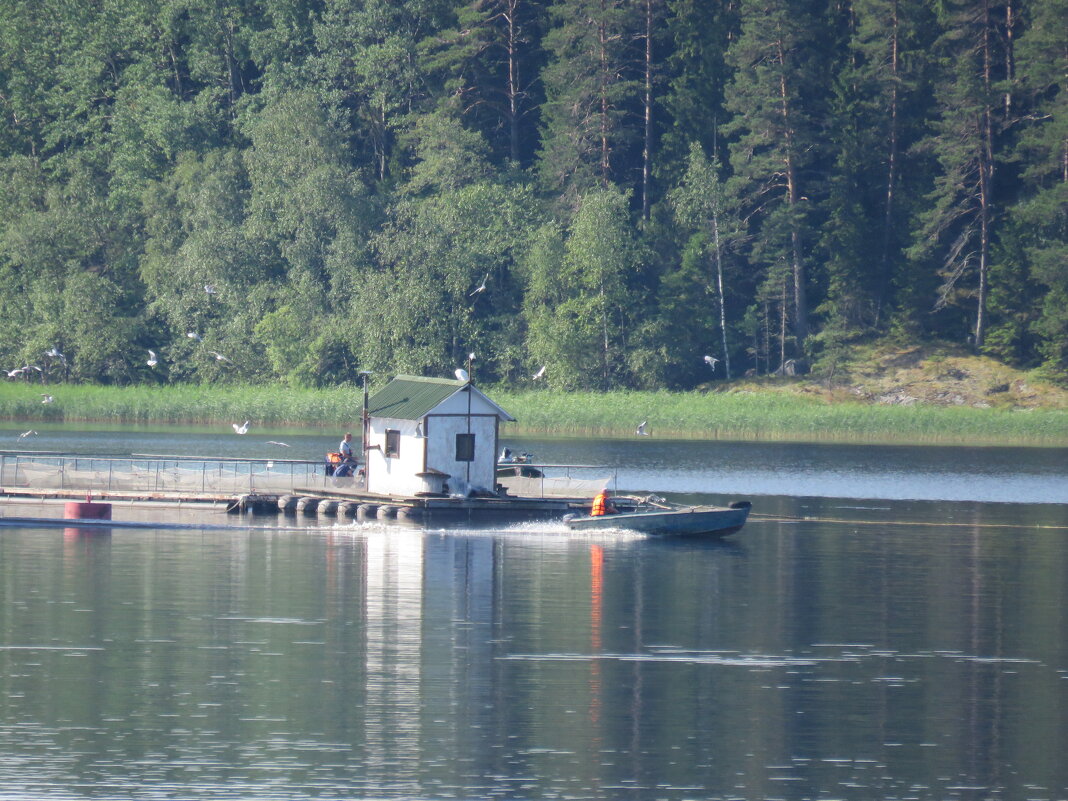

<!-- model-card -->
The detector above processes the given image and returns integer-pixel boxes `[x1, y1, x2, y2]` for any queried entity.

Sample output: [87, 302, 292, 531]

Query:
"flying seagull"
[208, 351, 231, 363]
[147, 350, 158, 367]
[46, 347, 66, 363]
[532, 365, 547, 380]
[204, 284, 217, 295]
[704, 354, 719, 368]
[266, 441, 290, 447]
[469, 273, 489, 296]
[18, 429, 37, 439]
[233, 420, 250, 435]
[5, 368, 23, 378]
[636, 420, 649, 436]
[40, 394, 54, 404]
[186, 332, 201, 341]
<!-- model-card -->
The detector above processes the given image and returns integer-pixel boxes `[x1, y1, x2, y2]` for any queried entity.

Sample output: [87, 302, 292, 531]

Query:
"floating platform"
[0, 484, 589, 520]
[0, 451, 600, 526]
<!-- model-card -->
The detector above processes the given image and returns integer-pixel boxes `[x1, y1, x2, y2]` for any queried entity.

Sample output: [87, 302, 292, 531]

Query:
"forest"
[0, 0, 1064, 391]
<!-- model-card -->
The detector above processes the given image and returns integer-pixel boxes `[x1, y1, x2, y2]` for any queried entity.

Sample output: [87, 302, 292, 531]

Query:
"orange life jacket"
[591, 491, 612, 516]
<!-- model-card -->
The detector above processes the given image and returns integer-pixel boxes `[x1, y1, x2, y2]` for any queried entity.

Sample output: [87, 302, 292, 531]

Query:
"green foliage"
[525, 188, 644, 389]
[2, 381, 1063, 447]
[0, 0, 1062, 401]
[491, 388, 1068, 446]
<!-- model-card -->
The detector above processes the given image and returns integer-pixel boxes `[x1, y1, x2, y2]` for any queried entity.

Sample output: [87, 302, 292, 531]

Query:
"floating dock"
[0, 451, 600, 525]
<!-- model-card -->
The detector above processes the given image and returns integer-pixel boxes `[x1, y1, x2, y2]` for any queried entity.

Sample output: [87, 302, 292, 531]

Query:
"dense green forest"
[0, 0, 1064, 391]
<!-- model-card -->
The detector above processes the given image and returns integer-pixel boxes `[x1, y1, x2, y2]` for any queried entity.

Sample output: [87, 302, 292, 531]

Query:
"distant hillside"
[725, 343, 1068, 411]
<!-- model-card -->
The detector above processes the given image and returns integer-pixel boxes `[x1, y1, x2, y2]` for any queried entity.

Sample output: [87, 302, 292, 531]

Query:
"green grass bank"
[2, 383, 1066, 446]
[494, 390, 1068, 446]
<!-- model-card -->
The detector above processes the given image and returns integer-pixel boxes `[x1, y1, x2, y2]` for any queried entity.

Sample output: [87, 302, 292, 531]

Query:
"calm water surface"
[1, 426, 1067, 799]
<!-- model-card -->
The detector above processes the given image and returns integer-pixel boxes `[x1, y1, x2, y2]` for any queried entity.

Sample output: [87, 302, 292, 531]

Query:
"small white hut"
[363, 374, 515, 497]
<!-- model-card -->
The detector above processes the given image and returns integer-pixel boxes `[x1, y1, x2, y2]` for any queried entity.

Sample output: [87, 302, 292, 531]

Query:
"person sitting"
[591, 488, 617, 516]
[334, 432, 359, 477]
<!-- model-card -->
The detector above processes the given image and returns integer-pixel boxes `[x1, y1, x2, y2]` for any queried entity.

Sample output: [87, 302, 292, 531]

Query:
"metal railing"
[0, 452, 347, 496]
[495, 462, 616, 498]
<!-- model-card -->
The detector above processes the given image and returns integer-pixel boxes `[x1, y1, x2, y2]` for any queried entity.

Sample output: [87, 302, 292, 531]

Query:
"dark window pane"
[455, 433, 475, 462]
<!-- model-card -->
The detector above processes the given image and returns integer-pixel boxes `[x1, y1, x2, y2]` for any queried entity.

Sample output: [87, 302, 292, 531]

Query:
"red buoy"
[64, 501, 112, 520]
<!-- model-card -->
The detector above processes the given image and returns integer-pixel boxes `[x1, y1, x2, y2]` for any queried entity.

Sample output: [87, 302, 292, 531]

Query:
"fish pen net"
[0, 455, 330, 496]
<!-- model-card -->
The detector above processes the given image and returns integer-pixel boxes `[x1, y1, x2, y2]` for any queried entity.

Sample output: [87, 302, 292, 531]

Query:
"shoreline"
[2, 383, 1065, 448]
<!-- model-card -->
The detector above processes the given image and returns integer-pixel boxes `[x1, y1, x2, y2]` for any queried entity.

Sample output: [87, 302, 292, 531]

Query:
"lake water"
[1, 426, 1067, 799]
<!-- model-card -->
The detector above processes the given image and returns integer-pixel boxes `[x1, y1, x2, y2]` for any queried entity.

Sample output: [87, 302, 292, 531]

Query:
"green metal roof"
[367, 375, 514, 421]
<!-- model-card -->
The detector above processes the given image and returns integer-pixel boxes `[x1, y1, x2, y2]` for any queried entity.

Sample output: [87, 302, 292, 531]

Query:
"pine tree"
[659, 0, 737, 184]
[422, 0, 547, 165]
[826, 0, 934, 332]
[722, 0, 823, 356]
[1006, 0, 1068, 373]
[908, 0, 1012, 350]
[536, 0, 642, 202]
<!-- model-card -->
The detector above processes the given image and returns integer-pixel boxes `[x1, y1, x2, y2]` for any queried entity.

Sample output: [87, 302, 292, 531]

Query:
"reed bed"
[1, 383, 1064, 446]
[492, 389, 1068, 446]
[0, 383, 363, 426]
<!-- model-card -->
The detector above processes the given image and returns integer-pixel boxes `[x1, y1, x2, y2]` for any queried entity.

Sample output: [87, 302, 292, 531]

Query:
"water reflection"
[2, 497, 1066, 799]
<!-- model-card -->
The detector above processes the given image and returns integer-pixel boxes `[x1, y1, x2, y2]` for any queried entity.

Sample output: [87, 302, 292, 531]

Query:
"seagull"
[5, 368, 23, 378]
[532, 365, 547, 380]
[46, 347, 66, 362]
[186, 332, 201, 341]
[147, 350, 158, 367]
[40, 394, 54, 404]
[469, 273, 489, 296]
[233, 420, 249, 434]
[455, 368, 469, 382]
[208, 351, 231, 363]
[266, 441, 290, 447]
[636, 420, 649, 436]
[18, 429, 37, 439]
[204, 284, 217, 295]
[704, 354, 719, 368]
[24, 365, 42, 372]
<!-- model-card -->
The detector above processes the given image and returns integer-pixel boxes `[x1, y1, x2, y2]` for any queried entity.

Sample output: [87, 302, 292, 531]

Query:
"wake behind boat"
[563, 499, 752, 538]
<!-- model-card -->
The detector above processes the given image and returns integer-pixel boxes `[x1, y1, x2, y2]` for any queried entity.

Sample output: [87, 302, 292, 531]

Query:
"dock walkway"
[0, 451, 597, 524]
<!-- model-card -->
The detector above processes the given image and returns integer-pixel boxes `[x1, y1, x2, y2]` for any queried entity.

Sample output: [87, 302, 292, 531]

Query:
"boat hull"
[564, 501, 751, 538]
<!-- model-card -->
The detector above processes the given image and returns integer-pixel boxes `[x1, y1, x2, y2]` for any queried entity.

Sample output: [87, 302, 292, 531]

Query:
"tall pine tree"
[723, 0, 824, 359]
[908, 0, 1012, 350]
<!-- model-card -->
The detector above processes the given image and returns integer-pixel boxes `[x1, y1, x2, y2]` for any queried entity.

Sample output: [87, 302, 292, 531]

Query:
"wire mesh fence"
[0, 453, 338, 496]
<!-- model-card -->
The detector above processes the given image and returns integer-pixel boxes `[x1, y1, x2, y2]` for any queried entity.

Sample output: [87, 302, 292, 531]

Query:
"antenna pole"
[360, 371, 371, 470]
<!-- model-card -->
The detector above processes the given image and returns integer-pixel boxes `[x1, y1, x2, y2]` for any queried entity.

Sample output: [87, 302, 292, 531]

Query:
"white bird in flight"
[455, 368, 469, 382]
[147, 350, 158, 367]
[187, 332, 201, 341]
[636, 420, 649, 436]
[5, 368, 24, 378]
[704, 354, 719, 371]
[266, 441, 290, 447]
[532, 365, 547, 380]
[233, 421, 250, 434]
[18, 429, 37, 439]
[208, 351, 231, 363]
[46, 347, 66, 362]
[469, 273, 489, 296]
[40, 394, 54, 404]
[204, 284, 217, 295]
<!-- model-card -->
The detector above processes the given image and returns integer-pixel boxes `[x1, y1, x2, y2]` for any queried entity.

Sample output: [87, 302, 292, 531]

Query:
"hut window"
[455, 433, 475, 462]
[385, 429, 401, 457]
